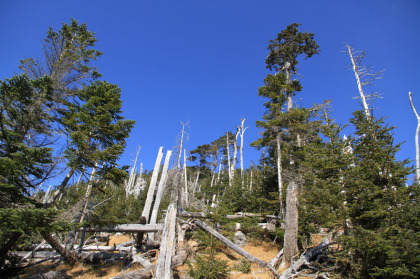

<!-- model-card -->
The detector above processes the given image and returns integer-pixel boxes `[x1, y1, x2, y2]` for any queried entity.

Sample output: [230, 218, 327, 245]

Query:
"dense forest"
[0, 19, 419, 279]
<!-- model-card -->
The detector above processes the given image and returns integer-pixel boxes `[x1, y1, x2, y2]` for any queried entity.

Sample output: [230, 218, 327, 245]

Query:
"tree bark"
[41, 232, 78, 265]
[280, 181, 299, 269]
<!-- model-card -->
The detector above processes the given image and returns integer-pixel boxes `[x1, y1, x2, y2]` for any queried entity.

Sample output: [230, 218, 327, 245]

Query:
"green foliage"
[266, 22, 320, 73]
[234, 259, 251, 274]
[188, 247, 230, 279]
[336, 111, 417, 278]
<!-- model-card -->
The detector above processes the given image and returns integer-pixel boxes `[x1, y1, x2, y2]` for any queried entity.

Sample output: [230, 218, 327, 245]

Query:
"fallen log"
[192, 219, 279, 277]
[81, 224, 163, 233]
[178, 211, 281, 220]
[269, 248, 284, 268]
[22, 269, 71, 279]
[16, 251, 59, 259]
[280, 240, 334, 279]
[78, 252, 127, 263]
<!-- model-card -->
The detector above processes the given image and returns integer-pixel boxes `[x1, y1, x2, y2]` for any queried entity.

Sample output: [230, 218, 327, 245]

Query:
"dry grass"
[20, 234, 321, 278]
[175, 240, 282, 279]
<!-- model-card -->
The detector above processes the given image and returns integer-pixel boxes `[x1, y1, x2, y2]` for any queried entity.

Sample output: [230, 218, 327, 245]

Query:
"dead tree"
[346, 44, 383, 121]
[142, 147, 164, 221]
[230, 127, 240, 181]
[155, 203, 177, 278]
[409, 91, 420, 183]
[239, 118, 248, 185]
[149, 150, 172, 239]
[280, 181, 299, 269]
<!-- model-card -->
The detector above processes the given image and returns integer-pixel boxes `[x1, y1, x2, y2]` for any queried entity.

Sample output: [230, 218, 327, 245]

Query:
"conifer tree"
[340, 111, 416, 278]
[252, 23, 320, 216]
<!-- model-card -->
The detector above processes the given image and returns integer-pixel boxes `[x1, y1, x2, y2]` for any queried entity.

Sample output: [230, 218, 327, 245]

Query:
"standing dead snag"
[281, 181, 299, 269]
[142, 147, 164, 221]
[409, 91, 420, 183]
[149, 150, 172, 239]
[239, 118, 248, 185]
[155, 203, 177, 279]
[345, 44, 383, 121]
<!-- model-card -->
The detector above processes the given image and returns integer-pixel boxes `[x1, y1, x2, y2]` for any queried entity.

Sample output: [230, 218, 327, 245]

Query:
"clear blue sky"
[1, 1, 419, 183]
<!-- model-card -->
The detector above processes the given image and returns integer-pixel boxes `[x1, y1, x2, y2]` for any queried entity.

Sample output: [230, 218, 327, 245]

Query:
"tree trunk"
[155, 203, 177, 279]
[239, 118, 248, 186]
[0, 232, 23, 264]
[41, 232, 78, 265]
[409, 91, 420, 183]
[46, 168, 76, 206]
[276, 132, 284, 217]
[280, 181, 299, 269]
[230, 127, 240, 181]
[346, 44, 371, 120]
[142, 147, 164, 221]
[149, 150, 172, 234]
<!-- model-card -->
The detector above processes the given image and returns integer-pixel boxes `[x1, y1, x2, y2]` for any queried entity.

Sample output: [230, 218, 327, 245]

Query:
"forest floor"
[19, 233, 322, 278]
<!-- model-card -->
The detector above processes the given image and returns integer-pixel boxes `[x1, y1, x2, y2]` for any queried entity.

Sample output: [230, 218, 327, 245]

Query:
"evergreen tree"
[340, 111, 417, 278]
[252, 23, 320, 216]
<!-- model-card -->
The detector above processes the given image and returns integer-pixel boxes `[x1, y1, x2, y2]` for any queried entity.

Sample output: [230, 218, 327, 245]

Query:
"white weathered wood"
[149, 150, 172, 227]
[281, 181, 299, 269]
[42, 185, 52, 204]
[276, 132, 284, 217]
[155, 203, 177, 279]
[193, 219, 264, 266]
[183, 149, 189, 206]
[409, 91, 420, 183]
[230, 127, 240, 181]
[142, 147, 164, 221]
[269, 248, 284, 268]
[82, 224, 163, 232]
[239, 118, 248, 183]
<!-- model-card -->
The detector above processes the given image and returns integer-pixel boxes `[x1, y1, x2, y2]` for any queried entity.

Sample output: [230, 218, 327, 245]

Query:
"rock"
[233, 231, 246, 247]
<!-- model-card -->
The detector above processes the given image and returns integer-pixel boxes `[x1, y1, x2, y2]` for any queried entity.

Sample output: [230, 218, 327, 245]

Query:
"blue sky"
[1, 1, 419, 183]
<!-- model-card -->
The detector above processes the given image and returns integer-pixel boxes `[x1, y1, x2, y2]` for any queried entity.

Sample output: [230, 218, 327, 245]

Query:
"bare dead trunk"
[346, 44, 371, 120]
[239, 118, 248, 186]
[142, 147, 164, 221]
[230, 127, 240, 181]
[155, 203, 177, 279]
[46, 168, 76, 207]
[280, 181, 299, 269]
[276, 132, 284, 217]
[409, 91, 420, 183]
[149, 150, 172, 239]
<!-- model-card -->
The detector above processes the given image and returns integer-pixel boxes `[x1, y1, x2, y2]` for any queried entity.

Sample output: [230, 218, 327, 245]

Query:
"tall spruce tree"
[252, 23, 320, 215]
[0, 74, 59, 274]
[340, 111, 417, 278]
